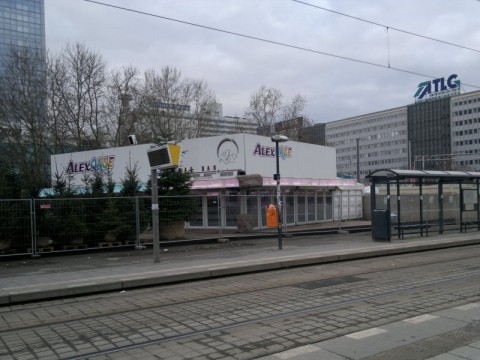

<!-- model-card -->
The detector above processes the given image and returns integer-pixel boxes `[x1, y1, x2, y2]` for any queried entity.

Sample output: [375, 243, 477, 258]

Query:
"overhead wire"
[292, 0, 480, 54]
[83, 0, 480, 89]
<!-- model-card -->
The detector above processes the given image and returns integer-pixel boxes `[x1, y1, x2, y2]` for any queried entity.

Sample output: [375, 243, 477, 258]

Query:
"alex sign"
[252, 143, 292, 159]
[414, 74, 460, 102]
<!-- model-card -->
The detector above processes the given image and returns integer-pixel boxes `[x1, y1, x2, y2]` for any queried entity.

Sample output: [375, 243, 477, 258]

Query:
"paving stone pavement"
[3, 224, 480, 359]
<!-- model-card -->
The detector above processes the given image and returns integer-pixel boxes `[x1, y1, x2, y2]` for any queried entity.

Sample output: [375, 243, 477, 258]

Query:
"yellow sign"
[147, 144, 182, 169]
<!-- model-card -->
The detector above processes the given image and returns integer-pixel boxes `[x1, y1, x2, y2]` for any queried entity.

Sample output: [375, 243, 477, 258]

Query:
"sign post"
[271, 135, 289, 250]
[147, 144, 182, 263]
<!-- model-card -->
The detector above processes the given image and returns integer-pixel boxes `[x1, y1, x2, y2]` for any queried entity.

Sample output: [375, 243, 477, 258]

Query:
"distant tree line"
[0, 42, 310, 197]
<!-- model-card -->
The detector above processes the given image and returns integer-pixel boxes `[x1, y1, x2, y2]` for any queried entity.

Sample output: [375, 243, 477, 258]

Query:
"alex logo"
[414, 74, 460, 100]
[253, 143, 292, 159]
[66, 155, 115, 174]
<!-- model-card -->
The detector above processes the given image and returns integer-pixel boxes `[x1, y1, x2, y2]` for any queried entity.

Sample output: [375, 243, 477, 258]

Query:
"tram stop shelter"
[366, 169, 480, 241]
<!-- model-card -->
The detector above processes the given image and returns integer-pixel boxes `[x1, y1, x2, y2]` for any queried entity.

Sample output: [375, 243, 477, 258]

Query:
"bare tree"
[46, 51, 69, 153]
[0, 47, 50, 195]
[244, 86, 283, 136]
[244, 86, 309, 139]
[103, 66, 144, 147]
[137, 66, 217, 143]
[283, 94, 308, 122]
[48, 43, 107, 150]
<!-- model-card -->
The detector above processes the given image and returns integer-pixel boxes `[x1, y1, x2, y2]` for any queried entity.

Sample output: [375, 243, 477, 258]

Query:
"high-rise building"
[300, 86, 480, 181]
[0, 0, 45, 74]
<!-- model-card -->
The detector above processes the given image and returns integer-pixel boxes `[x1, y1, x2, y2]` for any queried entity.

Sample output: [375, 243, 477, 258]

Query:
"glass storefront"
[224, 191, 241, 227]
[206, 195, 220, 227]
[187, 187, 359, 229]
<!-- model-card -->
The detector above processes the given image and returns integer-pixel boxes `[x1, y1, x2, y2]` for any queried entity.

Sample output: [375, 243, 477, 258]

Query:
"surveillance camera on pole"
[128, 135, 137, 145]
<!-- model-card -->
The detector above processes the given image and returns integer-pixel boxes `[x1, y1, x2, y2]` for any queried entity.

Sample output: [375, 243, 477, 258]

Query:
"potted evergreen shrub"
[148, 167, 197, 240]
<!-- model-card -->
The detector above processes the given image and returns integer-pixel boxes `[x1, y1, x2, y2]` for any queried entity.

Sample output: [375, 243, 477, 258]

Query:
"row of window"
[459, 159, 480, 166]
[327, 121, 405, 137]
[328, 112, 406, 133]
[454, 129, 479, 136]
[454, 118, 480, 126]
[339, 157, 405, 171]
[327, 124, 405, 138]
[338, 150, 405, 164]
[453, 108, 480, 116]
[0, 11, 42, 22]
[454, 140, 480, 147]
[453, 98, 480, 107]
[0, 0, 42, 12]
[0, 30, 43, 42]
[336, 139, 407, 155]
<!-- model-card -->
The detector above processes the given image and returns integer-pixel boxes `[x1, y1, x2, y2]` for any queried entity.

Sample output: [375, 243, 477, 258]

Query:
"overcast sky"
[45, 0, 480, 123]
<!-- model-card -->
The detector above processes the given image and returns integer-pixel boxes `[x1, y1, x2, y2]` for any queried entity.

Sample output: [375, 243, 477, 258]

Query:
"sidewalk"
[2, 223, 480, 306]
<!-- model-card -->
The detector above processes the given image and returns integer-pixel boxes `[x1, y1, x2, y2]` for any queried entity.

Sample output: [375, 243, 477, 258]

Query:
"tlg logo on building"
[414, 74, 461, 102]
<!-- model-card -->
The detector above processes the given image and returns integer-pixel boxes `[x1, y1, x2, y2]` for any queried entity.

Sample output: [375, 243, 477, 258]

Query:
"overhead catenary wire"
[293, 0, 480, 54]
[83, 0, 480, 89]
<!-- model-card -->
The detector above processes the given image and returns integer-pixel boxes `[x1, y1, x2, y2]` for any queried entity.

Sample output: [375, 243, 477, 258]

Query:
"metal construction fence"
[0, 192, 363, 257]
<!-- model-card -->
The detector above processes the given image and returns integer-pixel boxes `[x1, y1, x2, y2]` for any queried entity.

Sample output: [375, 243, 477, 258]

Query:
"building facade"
[0, 0, 45, 74]
[451, 91, 480, 169]
[408, 97, 451, 170]
[325, 107, 408, 180]
[306, 88, 480, 181]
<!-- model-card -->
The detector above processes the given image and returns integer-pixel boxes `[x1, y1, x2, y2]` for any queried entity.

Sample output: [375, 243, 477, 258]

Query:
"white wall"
[50, 134, 338, 187]
[51, 144, 153, 186]
[178, 133, 337, 179]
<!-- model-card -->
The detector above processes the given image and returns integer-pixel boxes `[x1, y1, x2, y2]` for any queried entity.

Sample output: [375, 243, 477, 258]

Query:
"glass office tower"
[0, 0, 45, 74]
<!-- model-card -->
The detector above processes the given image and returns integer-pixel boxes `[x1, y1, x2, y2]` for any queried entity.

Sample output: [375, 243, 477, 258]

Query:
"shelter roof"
[366, 169, 480, 182]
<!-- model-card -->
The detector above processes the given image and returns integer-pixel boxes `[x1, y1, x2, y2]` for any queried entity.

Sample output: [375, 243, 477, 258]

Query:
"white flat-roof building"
[51, 133, 363, 229]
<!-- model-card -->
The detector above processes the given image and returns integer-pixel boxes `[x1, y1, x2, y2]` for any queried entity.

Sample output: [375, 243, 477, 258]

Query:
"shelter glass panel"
[297, 191, 306, 223]
[326, 192, 333, 220]
[285, 192, 295, 224]
[316, 191, 325, 221]
[307, 191, 316, 222]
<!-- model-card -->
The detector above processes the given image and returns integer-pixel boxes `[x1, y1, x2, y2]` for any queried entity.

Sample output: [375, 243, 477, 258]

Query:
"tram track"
[2, 246, 480, 359]
[2, 244, 480, 333]
[62, 268, 480, 360]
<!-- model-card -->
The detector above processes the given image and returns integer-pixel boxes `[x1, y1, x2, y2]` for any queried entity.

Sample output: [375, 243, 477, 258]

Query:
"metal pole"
[30, 198, 37, 258]
[356, 138, 360, 183]
[408, 141, 412, 170]
[134, 196, 145, 250]
[275, 141, 282, 250]
[151, 169, 160, 263]
[218, 195, 223, 242]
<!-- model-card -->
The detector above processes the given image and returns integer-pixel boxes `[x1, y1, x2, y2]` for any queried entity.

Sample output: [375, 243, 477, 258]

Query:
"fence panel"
[0, 199, 32, 256]
[34, 197, 142, 252]
[1, 191, 365, 257]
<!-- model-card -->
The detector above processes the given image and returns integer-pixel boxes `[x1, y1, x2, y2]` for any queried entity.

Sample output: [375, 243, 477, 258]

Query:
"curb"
[2, 236, 480, 306]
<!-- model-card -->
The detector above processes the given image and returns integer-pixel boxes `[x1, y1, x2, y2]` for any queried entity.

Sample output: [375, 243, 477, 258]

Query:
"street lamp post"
[151, 168, 160, 263]
[271, 134, 289, 250]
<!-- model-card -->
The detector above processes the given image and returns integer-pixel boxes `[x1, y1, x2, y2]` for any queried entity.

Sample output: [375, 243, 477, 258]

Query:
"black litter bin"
[371, 209, 391, 241]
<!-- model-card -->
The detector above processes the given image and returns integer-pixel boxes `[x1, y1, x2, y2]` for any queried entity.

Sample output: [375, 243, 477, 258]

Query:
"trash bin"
[371, 209, 391, 241]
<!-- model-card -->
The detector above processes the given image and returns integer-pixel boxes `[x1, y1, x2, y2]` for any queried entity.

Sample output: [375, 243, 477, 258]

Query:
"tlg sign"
[414, 74, 461, 102]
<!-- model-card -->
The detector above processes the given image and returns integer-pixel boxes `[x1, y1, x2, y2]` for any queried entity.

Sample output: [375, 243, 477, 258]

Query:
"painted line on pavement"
[403, 314, 439, 324]
[274, 345, 320, 359]
[455, 303, 480, 311]
[346, 327, 387, 339]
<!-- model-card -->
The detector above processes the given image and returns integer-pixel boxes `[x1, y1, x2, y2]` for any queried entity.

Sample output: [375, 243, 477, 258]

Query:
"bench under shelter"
[366, 169, 480, 240]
